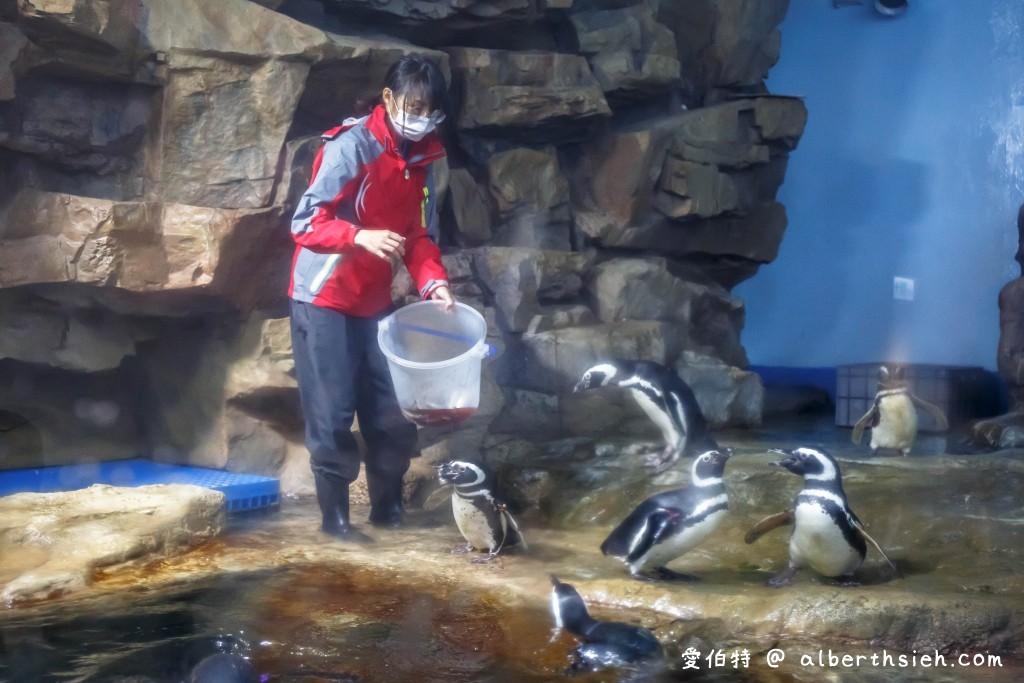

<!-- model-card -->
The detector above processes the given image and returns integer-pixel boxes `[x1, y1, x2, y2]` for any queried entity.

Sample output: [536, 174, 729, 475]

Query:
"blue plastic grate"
[0, 459, 280, 513]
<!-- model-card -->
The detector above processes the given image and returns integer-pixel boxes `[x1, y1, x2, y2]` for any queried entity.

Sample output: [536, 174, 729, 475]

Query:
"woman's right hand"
[354, 229, 406, 260]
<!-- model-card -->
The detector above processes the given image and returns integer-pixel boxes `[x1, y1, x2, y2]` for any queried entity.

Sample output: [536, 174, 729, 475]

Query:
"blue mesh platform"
[0, 459, 280, 513]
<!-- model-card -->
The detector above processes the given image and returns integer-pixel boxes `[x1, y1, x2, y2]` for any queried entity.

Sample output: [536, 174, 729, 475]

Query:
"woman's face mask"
[384, 88, 444, 142]
[390, 109, 438, 141]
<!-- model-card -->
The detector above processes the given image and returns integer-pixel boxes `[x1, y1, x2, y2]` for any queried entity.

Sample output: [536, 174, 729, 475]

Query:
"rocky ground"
[1, 414, 1022, 681]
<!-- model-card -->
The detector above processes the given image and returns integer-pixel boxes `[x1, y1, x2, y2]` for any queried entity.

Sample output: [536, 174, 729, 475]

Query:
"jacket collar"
[366, 104, 445, 166]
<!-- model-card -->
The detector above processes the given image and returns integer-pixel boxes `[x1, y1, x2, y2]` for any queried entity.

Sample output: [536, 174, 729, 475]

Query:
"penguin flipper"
[601, 502, 665, 558]
[499, 505, 528, 552]
[910, 394, 949, 431]
[423, 485, 453, 511]
[853, 522, 899, 576]
[851, 406, 877, 444]
[744, 510, 795, 544]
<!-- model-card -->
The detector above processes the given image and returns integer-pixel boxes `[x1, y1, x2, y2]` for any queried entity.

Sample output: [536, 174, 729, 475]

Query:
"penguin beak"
[719, 447, 734, 461]
[768, 448, 794, 468]
[572, 379, 587, 394]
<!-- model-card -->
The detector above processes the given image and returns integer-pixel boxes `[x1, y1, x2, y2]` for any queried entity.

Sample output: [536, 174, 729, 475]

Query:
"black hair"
[383, 54, 449, 117]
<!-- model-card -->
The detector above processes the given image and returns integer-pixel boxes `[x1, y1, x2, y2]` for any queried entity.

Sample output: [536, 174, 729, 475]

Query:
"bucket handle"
[392, 322, 496, 357]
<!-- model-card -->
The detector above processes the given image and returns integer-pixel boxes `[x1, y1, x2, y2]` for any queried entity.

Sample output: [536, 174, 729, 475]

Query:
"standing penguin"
[852, 365, 949, 456]
[436, 459, 526, 559]
[600, 448, 732, 581]
[745, 447, 897, 587]
[549, 575, 664, 672]
[573, 359, 718, 473]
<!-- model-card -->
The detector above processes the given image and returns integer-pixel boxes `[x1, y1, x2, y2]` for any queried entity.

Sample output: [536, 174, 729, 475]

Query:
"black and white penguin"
[573, 359, 718, 473]
[549, 575, 663, 672]
[852, 365, 949, 456]
[600, 448, 732, 581]
[436, 459, 526, 558]
[746, 447, 896, 587]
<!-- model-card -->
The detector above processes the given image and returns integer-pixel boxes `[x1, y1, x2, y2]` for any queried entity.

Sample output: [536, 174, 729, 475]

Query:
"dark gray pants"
[290, 300, 417, 483]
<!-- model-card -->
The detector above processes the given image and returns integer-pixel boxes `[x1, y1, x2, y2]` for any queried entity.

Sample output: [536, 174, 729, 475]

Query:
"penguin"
[549, 575, 663, 672]
[436, 459, 526, 559]
[188, 653, 258, 683]
[600, 448, 732, 581]
[573, 359, 718, 473]
[852, 365, 949, 456]
[745, 447, 897, 587]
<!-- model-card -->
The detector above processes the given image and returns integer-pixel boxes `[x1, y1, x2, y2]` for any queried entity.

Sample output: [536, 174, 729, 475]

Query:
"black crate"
[835, 363, 1001, 431]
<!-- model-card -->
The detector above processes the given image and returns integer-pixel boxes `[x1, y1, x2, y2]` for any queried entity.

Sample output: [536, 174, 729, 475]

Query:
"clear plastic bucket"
[377, 301, 490, 427]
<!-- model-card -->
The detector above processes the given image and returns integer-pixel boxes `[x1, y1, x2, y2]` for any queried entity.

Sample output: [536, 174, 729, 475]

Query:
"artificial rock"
[0, 0, 801, 499]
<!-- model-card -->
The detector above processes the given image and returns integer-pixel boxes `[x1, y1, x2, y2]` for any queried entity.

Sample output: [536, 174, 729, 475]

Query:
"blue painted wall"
[735, 0, 1024, 371]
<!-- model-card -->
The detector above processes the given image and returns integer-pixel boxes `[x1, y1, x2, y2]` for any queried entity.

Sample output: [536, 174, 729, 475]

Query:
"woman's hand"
[354, 229, 405, 260]
[430, 285, 455, 311]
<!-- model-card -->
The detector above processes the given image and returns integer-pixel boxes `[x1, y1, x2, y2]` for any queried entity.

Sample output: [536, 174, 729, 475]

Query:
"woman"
[289, 54, 455, 542]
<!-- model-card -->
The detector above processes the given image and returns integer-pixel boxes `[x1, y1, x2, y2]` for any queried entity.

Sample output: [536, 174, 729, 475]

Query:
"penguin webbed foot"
[471, 552, 501, 565]
[630, 567, 698, 582]
[451, 542, 476, 554]
[654, 567, 699, 582]
[836, 574, 861, 587]
[766, 566, 798, 588]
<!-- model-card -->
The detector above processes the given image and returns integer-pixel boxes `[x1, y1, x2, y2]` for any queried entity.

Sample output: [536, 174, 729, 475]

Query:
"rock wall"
[0, 0, 804, 492]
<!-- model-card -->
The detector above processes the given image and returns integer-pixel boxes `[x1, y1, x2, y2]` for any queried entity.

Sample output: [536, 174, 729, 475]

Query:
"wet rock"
[0, 483, 224, 605]
[966, 412, 1024, 451]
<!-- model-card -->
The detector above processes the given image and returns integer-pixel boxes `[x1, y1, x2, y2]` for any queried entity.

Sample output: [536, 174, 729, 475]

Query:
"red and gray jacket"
[288, 104, 449, 317]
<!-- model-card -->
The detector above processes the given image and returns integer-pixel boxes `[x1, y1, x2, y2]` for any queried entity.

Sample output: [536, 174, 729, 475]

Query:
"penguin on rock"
[549, 575, 664, 673]
[573, 359, 718, 473]
[852, 365, 949, 456]
[745, 447, 897, 587]
[600, 448, 732, 581]
[436, 459, 526, 560]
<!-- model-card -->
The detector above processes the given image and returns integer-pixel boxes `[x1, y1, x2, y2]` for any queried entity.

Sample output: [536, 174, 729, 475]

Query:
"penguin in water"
[573, 359, 718, 473]
[188, 653, 259, 683]
[436, 459, 526, 560]
[852, 365, 949, 456]
[601, 448, 732, 581]
[549, 575, 664, 673]
[745, 447, 897, 587]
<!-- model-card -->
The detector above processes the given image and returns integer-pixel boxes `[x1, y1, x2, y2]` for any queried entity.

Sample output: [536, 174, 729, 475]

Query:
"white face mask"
[388, 106, 443, 142]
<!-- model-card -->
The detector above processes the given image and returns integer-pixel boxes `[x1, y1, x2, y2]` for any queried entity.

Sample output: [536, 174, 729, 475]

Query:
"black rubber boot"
[314, 472, 373, 543]
[367, 470, 405, 528]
